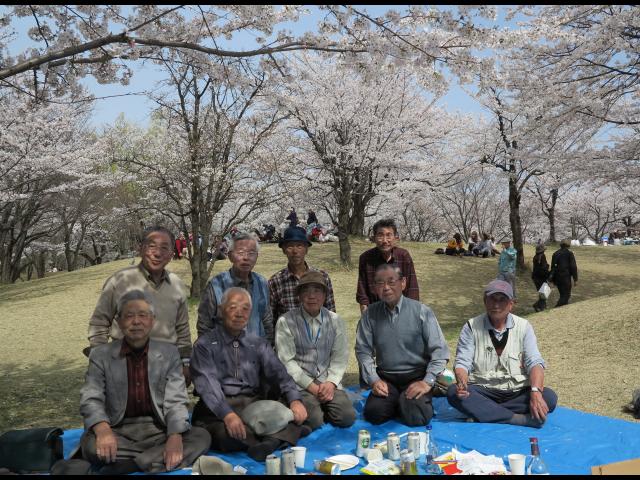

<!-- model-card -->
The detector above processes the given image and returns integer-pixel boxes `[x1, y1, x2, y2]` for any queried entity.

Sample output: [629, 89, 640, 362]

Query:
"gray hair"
[374, 263, 403, 279]
[117, 289, 155, 317]
[220, 287, 253, 310]
[229, 232, 260, 253]
[141, 226, 175, 247]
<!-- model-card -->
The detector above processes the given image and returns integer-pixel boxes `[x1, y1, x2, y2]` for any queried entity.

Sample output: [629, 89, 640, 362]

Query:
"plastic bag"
[538, 282, 551, 299]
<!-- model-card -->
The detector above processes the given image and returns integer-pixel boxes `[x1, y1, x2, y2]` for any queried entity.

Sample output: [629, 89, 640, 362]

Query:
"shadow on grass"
[0, 359, 87, 432]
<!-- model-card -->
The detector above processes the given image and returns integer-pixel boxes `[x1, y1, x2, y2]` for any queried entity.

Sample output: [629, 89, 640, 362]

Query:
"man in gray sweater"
[355, 264, 450, 426]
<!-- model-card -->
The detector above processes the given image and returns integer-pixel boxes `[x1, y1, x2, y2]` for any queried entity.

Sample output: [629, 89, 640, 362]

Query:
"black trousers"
[554, 275, 572, 307]
[363, 370, 433, 427]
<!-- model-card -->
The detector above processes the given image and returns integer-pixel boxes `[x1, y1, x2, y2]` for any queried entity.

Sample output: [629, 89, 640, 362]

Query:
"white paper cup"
[508, 453, 526, 475]
[291, 446, 306, 468]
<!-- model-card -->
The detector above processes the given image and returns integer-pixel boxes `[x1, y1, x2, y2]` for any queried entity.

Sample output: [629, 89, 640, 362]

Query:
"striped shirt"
[120, 340, 154, 419]
[268, 263, 336, 326]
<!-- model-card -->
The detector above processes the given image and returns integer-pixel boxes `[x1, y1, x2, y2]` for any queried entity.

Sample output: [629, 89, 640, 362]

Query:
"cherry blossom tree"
[0, 86, 101, 282]
[277, 53, 466, 265]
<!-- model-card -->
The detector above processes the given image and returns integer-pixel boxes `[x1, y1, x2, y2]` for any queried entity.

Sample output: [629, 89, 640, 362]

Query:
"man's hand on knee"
[372, 380, 389, 397]
[529, 391, 549, 422]
[405, 380, 431, 400]
[223, 412, 247, 440]
[163, 433, 183, 471]
[93, 422, 118, 464]
[317, 382, 336, 403]
[290, 400, 308, 425]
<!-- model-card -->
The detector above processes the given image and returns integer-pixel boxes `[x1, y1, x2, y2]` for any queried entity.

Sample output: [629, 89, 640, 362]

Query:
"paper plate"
[325, 454, 360, 471]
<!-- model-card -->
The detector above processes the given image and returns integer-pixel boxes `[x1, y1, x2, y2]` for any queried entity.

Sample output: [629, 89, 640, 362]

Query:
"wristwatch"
[530, 386, 542, 393]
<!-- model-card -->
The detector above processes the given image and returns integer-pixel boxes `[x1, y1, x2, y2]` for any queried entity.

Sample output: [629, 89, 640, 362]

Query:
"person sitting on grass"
[445, 233, 466, 256]
[447, 279, 558, 428]
[55, 290, 211, 475]
[275, 271, 356, 431]
[190, 287, 310, 462]
[355, 264, 450, 426]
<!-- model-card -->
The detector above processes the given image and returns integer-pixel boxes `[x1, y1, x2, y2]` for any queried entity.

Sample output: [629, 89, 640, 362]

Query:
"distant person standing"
[307, 209, 319, 226]
[356, 218, 419, 313]
[549, 239, 578, 307]
[531, 244, 549, 312]
[286, 208, 299, 228]
[497, 238, 517, 297]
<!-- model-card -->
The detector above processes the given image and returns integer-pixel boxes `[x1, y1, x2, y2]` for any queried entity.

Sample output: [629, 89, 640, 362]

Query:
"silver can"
[281, 449, 297, 475]
[265, 454, 281, 475]
[356, 429, 371, 457]
[387, 432, 401, 460]
[400, 449, 418, 475]
[407, 432, 421, 460]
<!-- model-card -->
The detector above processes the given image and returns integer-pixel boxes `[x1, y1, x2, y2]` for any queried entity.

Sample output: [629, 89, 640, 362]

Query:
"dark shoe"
[97, 459, 140, 475]
[300, 424, 313, 438]
[247, 437, 283, 462]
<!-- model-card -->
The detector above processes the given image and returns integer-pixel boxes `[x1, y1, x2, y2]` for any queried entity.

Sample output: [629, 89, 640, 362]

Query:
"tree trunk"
[35, 251, 47, 278]
[508, 177, 526, 271]
[548, 188, 557, 243]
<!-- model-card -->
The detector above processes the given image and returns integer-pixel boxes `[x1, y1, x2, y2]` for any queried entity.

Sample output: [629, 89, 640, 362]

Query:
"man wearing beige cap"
[275, 271, 356, 431]
[447, 279, 557, 428]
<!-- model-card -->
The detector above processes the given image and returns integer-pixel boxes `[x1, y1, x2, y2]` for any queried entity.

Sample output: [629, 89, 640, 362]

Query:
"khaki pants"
[80, 416, 210, 473]
[300, 389, 356, 430]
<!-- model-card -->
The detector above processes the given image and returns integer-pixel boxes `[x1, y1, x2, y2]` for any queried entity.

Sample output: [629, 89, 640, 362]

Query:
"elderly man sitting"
[57, 290, 210, 475]
[190, 287, 309, 461]
[275, 271, 356, 431]
[447, 279, 558, 428]
[355, 264, 450, 426]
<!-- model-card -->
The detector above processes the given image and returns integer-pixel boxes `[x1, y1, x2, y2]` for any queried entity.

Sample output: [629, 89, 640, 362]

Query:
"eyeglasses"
[144, 243, 172, 254]
[123, 311, 152, 320]
[233, 250, 258, 258]
[374, 279, 400, 287]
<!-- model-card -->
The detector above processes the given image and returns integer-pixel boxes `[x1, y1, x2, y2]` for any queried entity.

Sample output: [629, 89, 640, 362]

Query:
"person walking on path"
[531, 244, 550, 312]
[549, 239, 578, 307]
[497, 238, 517, 298]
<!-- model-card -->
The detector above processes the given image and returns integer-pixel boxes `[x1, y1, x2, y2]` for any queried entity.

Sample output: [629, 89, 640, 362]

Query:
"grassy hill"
[1, 238, 638, 431]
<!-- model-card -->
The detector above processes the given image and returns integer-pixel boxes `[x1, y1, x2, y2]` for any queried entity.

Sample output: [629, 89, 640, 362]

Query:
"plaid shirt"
[268, 263, 336, 327]
[356, 246, 420, 306]
[120, 340, 155, 419]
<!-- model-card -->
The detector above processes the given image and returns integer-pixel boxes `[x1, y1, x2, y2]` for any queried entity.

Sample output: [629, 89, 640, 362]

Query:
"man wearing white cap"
[447, 279, 557, 428]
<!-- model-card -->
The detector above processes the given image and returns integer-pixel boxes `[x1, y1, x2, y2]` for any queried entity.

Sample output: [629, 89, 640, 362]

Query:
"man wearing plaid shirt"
[268, 227, 336, 328]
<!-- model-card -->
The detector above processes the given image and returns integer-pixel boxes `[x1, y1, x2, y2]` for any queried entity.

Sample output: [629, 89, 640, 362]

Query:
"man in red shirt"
[356, 218, 420, 313]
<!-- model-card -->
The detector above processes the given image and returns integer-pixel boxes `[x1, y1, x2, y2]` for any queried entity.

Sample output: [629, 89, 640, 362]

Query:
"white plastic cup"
[291, 446, 307, 468]
[508, 453, 526, 475]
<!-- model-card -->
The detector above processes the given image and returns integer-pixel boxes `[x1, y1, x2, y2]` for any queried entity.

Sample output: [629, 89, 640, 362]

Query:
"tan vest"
[467, 314, 530, 391]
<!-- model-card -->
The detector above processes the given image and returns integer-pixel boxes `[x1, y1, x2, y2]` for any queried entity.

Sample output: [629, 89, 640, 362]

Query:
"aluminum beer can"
[281, 449, 297, 475]
[314, 460, 341, 475]
[265, 454, 281, 475]
[387, 432, 401, 460]
[407, 432, 421, 460]
[400, 449, 418, 475]
[357, 429, 371, 457]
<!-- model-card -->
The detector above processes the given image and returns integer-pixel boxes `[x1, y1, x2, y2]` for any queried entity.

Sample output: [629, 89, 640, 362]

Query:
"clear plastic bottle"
[526, 437, 550, 475]
[424, 425, 442, 475]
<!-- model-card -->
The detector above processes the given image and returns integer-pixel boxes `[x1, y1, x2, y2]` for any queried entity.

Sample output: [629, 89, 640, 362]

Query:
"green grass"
[1, 239, 639, 431]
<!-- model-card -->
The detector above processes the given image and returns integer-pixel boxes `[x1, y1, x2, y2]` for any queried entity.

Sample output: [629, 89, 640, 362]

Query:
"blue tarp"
[61, 391, 640, 475]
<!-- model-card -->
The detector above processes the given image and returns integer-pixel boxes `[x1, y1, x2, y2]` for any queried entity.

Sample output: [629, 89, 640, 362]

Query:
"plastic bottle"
[424, 425, 442, 475]
[526, 437, 550, 475]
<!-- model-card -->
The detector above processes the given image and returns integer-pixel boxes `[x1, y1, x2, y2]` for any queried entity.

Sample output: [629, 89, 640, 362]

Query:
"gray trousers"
[497, 272, 517, 298]
[301, 389, 356, 430]
[80, 416, 211, 473]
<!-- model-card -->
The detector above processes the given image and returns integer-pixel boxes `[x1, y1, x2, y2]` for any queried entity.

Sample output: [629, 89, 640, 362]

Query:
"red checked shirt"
[120, 340, 155, 418]
[268, 262, 336, 325]
[356, 246, 420, 306]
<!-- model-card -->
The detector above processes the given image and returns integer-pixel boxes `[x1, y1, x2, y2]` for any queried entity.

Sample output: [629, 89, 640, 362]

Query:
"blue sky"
[2, 5, 506, 128]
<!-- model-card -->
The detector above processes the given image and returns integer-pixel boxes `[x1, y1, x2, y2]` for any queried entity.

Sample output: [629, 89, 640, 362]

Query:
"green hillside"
[1, 239, 638, 430]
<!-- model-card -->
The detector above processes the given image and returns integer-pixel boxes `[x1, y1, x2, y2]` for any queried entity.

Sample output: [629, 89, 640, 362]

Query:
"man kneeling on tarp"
[447, 279, 558, 428]
[190, 287, 309, 461]
[55, 290, 210, 475]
